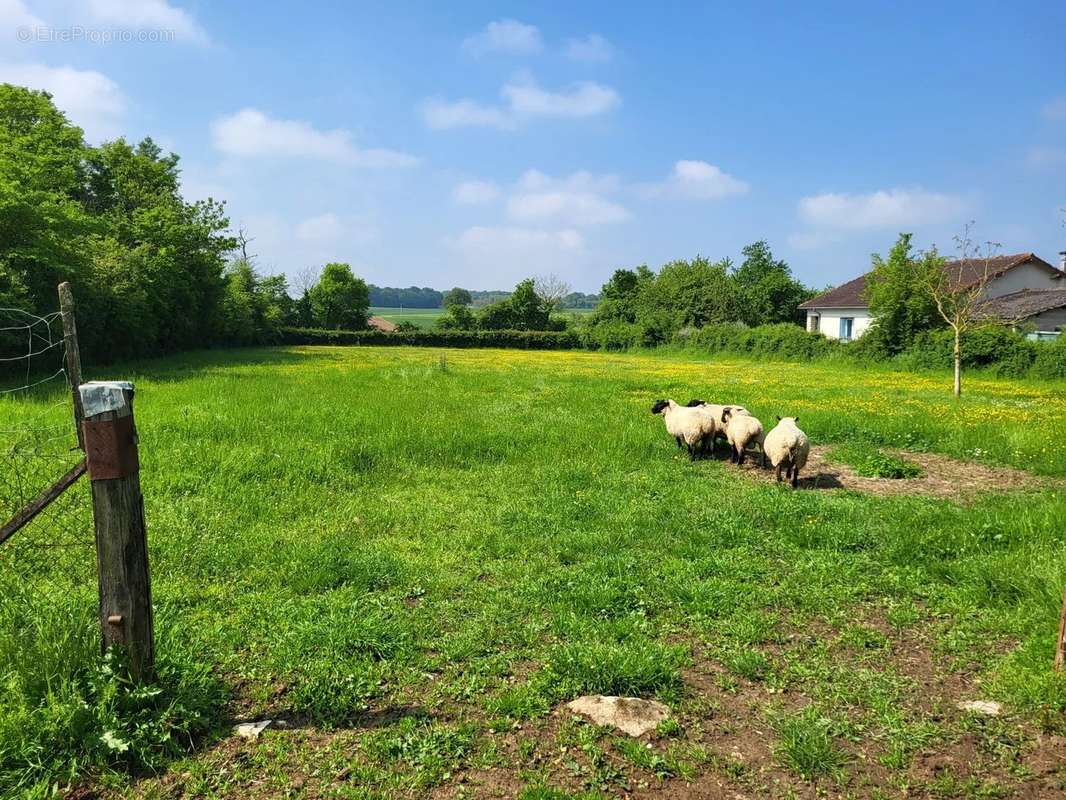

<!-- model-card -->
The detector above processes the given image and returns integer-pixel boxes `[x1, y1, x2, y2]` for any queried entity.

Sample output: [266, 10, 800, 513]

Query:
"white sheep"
[685, 400, 748, 455]
[651, 399, 716, 459]
[762, 416, 810, 488]
[720, 406, 765, 466]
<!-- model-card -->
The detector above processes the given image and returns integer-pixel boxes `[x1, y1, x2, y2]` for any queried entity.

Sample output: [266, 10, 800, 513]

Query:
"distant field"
[368, 306, 446, 328]
[371, 306, 595, 329]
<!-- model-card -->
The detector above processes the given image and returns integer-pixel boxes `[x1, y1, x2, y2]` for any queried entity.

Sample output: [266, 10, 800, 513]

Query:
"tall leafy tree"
[309, 263, 370, 329]
[733, 241, 813, 326]
[593, 266, 653, 324]
[442, 287, 472, 307]
[864, 233, 942, 356]
[0, 84, 94, 309]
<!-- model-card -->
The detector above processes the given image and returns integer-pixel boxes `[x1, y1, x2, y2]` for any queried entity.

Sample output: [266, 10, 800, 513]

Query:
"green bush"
[680, 322, 840, 361]
[282, 327, 582, 350]
[580, 320, 641, 351]
[896, 326, 1037, 376]
[1032, 335, 1066, 379]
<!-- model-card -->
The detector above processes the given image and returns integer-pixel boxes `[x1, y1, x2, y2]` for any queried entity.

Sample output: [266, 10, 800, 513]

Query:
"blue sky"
[2, 1, 1064, 292]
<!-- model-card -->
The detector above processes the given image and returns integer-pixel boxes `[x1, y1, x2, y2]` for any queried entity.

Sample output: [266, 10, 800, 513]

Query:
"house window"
[808, 313, 819, 332]
[839, 317, 854, 341]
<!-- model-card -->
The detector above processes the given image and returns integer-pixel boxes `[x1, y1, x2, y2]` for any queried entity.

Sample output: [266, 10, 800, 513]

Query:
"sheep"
[685, 399, 749, 455]
[762, 416, 810, 488]
[650, 399, 716, 459]
[720, 406, 765, 466]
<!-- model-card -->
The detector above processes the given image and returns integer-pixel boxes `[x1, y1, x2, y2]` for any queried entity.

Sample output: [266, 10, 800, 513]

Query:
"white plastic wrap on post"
[79, 381, 134, 418]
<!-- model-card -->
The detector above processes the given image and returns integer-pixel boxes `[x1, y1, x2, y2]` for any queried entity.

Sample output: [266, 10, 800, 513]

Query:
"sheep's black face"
[721, 407, 732, 423]
[685, 399, 706, 407]
[650, 400, 669, 415]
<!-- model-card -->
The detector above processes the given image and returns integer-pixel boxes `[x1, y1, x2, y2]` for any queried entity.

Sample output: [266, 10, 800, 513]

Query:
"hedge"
[676, 322, 842, 361]
[281, 327, 582, 349]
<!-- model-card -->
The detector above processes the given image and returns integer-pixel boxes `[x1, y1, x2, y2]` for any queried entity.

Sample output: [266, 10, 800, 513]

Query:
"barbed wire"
[0, 306, 93, 583]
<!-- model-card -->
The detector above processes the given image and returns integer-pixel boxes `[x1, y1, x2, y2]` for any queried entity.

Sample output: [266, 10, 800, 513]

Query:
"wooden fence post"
[1056, 589, 1066, 672]
[80, 381, 154, 681]
[57, 282, 85, 450]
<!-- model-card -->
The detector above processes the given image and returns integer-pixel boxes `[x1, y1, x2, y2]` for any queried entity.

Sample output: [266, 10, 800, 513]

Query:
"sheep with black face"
[720, 406, 765, 466]
[650, 399, 717, 459]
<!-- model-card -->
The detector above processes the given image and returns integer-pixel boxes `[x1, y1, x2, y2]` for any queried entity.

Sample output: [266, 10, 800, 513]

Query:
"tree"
[477, 300, 515, 330]
[732, 241, 813, 326]
[920, 223, 1001, 398]
[442, 287, 472, 307]
[509, 278, 550, 330]
[435, 302, 476, 330]
[637, 256, 740, 340]
[864, 233, 942, 356]
[308, 263, 370, 330]
[533, 274, 571, 315]
[593, 266, 653, 324]
[0, 84, 95, 310]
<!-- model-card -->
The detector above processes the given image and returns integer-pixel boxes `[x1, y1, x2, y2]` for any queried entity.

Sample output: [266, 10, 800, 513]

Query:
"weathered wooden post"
[57, 282, 85, 450]
[1056, 590, 1066, 672]
[80, 381, 154, 681]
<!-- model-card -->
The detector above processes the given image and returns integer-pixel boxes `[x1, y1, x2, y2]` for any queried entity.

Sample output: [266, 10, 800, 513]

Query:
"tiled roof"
[798, 253, 1065, 310]
[978, 289, 1066, 321]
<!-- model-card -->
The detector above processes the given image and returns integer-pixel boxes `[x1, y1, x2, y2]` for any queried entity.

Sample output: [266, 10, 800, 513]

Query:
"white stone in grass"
[565, 695, 670, 737]
[235, 719, 272, 739]
[957, 700, 1002, 716]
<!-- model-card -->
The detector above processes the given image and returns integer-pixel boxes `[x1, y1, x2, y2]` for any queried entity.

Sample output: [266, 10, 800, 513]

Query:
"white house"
[800, 252, 1066, 341]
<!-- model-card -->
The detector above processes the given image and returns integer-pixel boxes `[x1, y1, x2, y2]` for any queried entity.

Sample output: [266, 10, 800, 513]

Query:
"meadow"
[1, 346, 1064, 799]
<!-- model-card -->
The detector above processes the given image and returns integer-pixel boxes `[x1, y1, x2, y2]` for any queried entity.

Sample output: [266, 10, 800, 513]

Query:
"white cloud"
[211, 108, 418, 167]
[564, 33, 613, 62]
[640, 160, 749, 200]
[797, 187, 968, 230]
[422, 98, 515, 130]
[786, 230, 842, 251]
[1042, 96, 1066, 120]
[422, 76, 620, 130]
[502, 78, 619, 118]
[453, 179, 500, 205]
[507, 169, 628, 226]
[449, 225, 584, 281]
[295, 212, 376, 245]
[1, 0, 44, 30]
[0, 62, 124, 139]
[1026, 146, 1066, 169]
[295, 212, 342, 242]
[81, 0, 208, 44]
[462, 19, 542, 56]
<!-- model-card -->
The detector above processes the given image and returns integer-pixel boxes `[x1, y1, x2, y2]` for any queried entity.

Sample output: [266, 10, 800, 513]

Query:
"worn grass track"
[1, 346, 1064, 798]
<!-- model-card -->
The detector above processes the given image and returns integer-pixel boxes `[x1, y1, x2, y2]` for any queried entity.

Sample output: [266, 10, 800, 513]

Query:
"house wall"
[985, 262, 1064, 298]
[1027, 307, 1066, 332]
[805, 308, 873, 341]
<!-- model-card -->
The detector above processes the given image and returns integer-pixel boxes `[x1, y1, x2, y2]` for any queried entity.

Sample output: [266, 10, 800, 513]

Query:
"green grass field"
[2, 347, 1065, 798]
[368, 307, 447, 328]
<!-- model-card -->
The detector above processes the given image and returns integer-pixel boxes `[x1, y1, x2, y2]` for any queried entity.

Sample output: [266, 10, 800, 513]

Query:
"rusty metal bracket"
[83, 415, 139, 480]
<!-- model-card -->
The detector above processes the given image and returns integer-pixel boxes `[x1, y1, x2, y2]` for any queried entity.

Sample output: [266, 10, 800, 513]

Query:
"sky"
[1, 0, 1064, 293]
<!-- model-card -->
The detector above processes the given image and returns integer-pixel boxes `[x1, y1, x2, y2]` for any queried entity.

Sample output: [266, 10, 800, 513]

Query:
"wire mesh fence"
[0, 306, 93, 584]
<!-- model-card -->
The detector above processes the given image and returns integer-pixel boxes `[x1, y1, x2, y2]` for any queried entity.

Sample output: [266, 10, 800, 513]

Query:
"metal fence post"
[80, 381, 154, 681]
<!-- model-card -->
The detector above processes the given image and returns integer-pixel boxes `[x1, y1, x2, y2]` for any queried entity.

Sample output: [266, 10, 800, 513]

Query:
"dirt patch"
[730, 444, 1053, 500]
